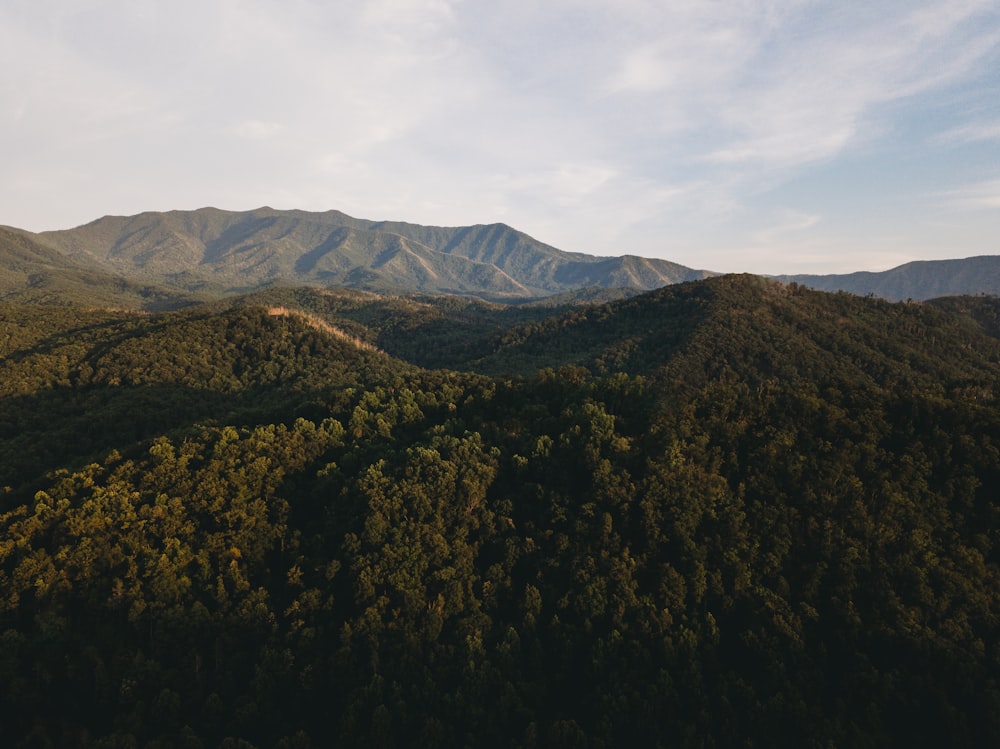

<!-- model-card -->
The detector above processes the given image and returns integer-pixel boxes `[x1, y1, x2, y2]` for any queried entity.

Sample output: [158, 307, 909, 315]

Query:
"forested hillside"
[0, 227, 202, 311]
[2, 276, 999, 747]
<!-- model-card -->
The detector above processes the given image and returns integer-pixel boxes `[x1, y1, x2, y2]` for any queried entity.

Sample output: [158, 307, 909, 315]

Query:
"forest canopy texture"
[1, 275, 999, 747]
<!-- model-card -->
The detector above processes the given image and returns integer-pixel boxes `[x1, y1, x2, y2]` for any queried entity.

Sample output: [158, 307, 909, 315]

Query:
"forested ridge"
[2, 275, 1000, 747]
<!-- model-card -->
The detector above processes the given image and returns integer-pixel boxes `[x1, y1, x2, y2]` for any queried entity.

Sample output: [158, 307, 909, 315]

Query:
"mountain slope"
[0, 300, 423, 492]
[779, 254, 1000, 301]
[0, 226, 201, 310]
[441, 274, 1000, 386]
[31, 207, 713, 298]
[216, 277, 1000, 384]
[926, 294, 1000, 340]
[15, 207, 1000, 302]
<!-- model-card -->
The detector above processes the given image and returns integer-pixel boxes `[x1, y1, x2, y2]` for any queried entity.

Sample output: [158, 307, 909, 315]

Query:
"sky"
[2, 0, 999, 275]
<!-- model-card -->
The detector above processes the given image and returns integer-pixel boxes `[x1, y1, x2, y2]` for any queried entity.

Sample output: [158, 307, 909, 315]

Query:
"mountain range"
[4, 207, 710, 302]
[778, 255, 1000, 301]
[2, 207, 999, 307]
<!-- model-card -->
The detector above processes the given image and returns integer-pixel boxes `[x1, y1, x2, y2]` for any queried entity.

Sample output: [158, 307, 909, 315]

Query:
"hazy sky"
[2, 1, 999, 274]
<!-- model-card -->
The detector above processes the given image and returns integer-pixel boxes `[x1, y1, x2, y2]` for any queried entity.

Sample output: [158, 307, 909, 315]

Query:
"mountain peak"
[25, 208, 712, 300]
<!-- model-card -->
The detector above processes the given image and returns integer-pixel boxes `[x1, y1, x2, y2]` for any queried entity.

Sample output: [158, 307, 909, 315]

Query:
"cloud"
[934, 122, 1000, 145]
[604, 44, 677, 94]
[937, 180, 1000, 210]
[696, 2, 1000, 169]
[233, 120, 283, 140]
[359, 0, 459, 37]
[752, 210, 822, 246]
[1, 0, 999, 271]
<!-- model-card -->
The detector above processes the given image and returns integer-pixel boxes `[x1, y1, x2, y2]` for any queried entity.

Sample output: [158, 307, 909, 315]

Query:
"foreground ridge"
[1, 276, 999, 745]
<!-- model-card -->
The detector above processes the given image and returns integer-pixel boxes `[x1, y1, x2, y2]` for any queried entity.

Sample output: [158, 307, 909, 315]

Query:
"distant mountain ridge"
[778, 255, 1000, 301]
[6, 207, 1000, 305]
[26, 207, 713, 299]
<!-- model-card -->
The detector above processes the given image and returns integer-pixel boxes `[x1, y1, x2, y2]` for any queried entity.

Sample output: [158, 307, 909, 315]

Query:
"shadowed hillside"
[426, 275, 1000, 383]
[0, 226, 201, 310]
[2, 275, 1000, 747]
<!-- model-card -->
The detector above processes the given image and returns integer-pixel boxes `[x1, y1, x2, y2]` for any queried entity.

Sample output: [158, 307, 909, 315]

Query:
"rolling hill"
[4, 203, 1000, 745]
[2, 275, 1000, 746]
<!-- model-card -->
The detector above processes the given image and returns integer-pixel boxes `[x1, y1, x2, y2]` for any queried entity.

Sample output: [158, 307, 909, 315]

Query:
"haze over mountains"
[777, 256, 1000, 301]
[0, 225, 205, 310]
[17, 207, 712, 300]
[2, 207, 998, 306]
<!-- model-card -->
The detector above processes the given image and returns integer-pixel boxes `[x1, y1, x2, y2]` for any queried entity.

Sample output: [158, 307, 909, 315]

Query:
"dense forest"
[2, 275, 1000, 747]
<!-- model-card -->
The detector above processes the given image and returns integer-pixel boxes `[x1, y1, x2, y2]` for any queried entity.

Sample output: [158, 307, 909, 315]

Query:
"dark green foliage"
[2, 276, 1000, 747]
[0, 302, 412, 495]
[226, 286, 569, 371]
[927, 294, 1000, 340]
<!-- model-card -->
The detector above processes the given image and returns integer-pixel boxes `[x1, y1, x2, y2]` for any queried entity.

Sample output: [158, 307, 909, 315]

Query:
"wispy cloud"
[936, 179, 1000, 209]
[1, 1, 999, 272]
[934, 122, 1000, 144]
[232, 120, 283, 140]
[695, 2, 1000, 169]
[752, 210, 822, 246]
